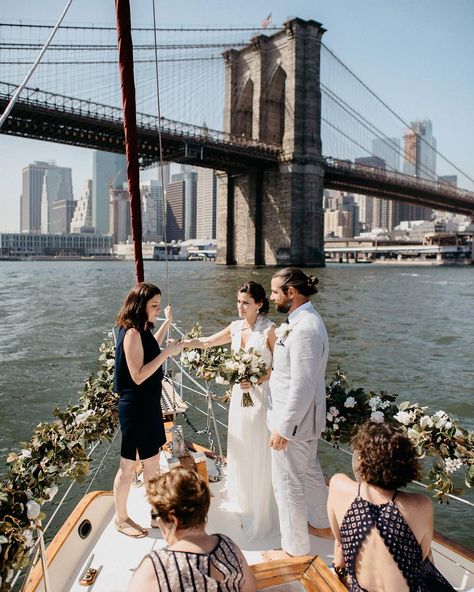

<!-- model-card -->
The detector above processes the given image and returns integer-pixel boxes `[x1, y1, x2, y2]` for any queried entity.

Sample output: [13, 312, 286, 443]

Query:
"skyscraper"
[109, 187, 131, 244]
[196, 168, 217, 240]
[40, 166, 73, 233]
[166, 179, 185, 242]
[140, 180, 164, 241]
[403, 119, 437, 181]
[372, 138, 402, 231]
[21, 161, 54, 233]
[92, 151, 126, 235]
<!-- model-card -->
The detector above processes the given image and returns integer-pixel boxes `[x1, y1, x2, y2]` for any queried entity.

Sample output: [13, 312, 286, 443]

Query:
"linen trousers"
[271, 437, 329, 556]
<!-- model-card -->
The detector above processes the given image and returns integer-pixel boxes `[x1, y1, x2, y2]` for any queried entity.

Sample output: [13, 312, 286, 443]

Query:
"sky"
[0, 0, 473, 232]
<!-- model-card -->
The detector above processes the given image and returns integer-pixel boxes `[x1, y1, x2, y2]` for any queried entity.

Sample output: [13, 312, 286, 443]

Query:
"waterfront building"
[21, 161, 54, 233]
[0, 232, 112, 258]
[40, 165, 73, 234]
[354, 156, 385, 232]
[92, 151, 126, 235]
[109, 187, 130, 243]
[140, 180, 164, 241]
[196, 168, 217, 240]
[71, 180, 95, 234]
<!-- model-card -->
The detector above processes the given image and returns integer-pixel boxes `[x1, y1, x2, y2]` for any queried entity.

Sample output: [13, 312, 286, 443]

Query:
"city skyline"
[1, 0, 473, 231]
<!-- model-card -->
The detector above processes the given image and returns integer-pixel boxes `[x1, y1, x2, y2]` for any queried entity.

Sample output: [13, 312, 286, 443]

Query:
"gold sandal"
[115, 518, 148, 538]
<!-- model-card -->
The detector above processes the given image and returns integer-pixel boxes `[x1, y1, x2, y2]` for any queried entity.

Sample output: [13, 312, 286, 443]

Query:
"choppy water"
[0, 260, 472, 548]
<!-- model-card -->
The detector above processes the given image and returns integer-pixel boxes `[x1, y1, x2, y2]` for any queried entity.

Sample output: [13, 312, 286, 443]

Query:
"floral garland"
[0, 340, 118, 591]
[324, 369, 473, 501]
[180, 323, 229, 382]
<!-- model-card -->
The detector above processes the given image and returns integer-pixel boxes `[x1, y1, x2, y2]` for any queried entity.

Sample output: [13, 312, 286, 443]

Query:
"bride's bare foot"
[261, 549, 293, 561]
[308, 524, 334, 539]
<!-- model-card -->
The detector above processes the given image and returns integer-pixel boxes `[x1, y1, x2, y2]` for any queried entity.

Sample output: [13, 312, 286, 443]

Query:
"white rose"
[370, 411, 384, 424]
[215, 374, 226, 384]
[326, 412, 333, 422]
[238, 363, 246, 374]
[329, 406, 339, 417]
[45, 485, 59, 501]
[250, 376, 258, 384]
[344, 397, 356, 408]
[242, 354, 252, 363]
[394, 410, 412, 426]
[26, 500, 41, 520]
[232, 361, 240, 371]
[21, 449, 32, 458]
[23, 529, 35, 548]
[368, 396, 381, 410]
[224, 360, 235, 370]
[419, 415, 433, 429]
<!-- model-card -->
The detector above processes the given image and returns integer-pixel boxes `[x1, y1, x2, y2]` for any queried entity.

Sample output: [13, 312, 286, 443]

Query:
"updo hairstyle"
[147, 467, 210, 530]
[272, 267, 319, 296]
[239, 281, 269, 315]
[351, 420, 422, 490]
[116, 282, 161, 330]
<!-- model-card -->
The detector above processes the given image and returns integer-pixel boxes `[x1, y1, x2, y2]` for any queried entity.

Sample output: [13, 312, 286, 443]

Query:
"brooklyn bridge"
[1, 18, 473, 265]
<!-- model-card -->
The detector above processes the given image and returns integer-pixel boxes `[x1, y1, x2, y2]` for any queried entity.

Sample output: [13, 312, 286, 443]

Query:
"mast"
[115, 0, 144, 283]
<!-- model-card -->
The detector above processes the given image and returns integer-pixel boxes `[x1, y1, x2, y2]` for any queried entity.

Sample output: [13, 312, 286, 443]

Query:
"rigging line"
[321, 43, 474, 185]
[0, 22, 281, 32]
[0, 0, 74, 131]
[151, 0, 170, 304]
[1, 57, 222, 65]
[1, 42, 247, 50]
[84, 429, 120, 494]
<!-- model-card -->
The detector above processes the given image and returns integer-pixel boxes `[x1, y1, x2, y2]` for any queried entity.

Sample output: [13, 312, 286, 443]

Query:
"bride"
[182, 281, 278, 540]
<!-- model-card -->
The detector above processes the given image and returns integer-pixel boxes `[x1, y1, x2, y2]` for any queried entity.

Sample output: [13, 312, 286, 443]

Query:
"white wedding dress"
[225, 316, 279, 540]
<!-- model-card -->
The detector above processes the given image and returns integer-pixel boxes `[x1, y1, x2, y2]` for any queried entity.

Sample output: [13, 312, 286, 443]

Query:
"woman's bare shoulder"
[397, 491, 433, 514]
[329, 473, 357, 492]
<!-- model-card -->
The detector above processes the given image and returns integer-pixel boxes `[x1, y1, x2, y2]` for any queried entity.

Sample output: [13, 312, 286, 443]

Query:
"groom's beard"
[275, 300, 291, 314]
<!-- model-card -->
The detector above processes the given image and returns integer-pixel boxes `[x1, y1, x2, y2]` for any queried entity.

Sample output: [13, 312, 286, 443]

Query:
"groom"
[265, 267, 332, 559]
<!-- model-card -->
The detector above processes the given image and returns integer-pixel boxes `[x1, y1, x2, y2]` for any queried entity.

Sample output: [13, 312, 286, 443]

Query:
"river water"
[0, 260, 472, 548]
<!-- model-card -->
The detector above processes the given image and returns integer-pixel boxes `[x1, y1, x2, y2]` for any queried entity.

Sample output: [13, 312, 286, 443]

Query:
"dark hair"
[238, 281, 269, 315]
[272, 267, 319, 296]
[147, 467, 210, 530]
[115, 282, 161, 330]
[351, 420, 422, 490]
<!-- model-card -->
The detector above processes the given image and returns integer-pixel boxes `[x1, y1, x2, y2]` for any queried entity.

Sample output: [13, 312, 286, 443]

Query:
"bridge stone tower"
[216, 18, 326, 266]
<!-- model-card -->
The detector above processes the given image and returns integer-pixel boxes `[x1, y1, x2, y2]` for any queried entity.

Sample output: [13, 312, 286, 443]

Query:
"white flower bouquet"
[220, 347, 268, 407]
[180, 323, 228, 382]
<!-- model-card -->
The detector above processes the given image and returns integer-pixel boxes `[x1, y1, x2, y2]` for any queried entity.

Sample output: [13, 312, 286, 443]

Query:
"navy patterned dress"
[114, 327, 166, 460]
[339, 483, 454, 591]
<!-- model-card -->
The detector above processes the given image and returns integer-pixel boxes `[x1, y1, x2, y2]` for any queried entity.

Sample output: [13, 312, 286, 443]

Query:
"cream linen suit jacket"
[268, 302, 328, 441]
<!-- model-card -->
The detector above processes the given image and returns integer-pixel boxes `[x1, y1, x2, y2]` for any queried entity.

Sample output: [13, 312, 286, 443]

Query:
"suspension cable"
[0, 0, 74, 130]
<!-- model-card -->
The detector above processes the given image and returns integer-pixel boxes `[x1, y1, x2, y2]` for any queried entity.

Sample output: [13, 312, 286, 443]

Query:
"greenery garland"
[0, 340, 472, 590]
[0, 341, 117, 591]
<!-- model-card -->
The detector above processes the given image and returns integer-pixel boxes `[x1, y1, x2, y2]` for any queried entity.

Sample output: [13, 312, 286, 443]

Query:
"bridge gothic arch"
[231, 77, 254, 139]
[218, 18, 327, 266]
[260, 65, 286, 146]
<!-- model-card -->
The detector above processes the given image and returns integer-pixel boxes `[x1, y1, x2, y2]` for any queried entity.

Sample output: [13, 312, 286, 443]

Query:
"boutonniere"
[275, 323, 293, 346]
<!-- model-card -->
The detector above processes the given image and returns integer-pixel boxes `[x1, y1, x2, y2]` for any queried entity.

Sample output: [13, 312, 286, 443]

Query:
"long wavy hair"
[115, 282, 161, 331]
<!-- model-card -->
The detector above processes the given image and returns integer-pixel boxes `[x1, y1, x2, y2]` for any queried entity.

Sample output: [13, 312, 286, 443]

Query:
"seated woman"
[327, 420, 453, 592]
[127, 467, 257, 592]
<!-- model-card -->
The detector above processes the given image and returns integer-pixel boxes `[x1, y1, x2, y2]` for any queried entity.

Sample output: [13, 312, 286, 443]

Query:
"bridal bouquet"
[180, 323, 228, 382]
[220, 347, 267, 407]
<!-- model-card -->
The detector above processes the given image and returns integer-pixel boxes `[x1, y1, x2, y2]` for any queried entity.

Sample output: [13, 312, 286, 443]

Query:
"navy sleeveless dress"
[114, 327, 166, 460]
